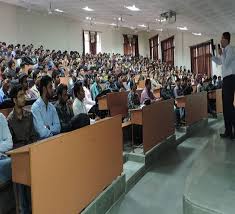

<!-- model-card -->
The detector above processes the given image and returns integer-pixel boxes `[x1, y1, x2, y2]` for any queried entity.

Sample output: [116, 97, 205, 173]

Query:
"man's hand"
[218, 48, 223, 56]
[67, 99, 73, 107]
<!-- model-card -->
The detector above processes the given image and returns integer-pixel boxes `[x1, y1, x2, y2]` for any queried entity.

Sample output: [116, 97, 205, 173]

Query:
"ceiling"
[1, 0, 235, 35]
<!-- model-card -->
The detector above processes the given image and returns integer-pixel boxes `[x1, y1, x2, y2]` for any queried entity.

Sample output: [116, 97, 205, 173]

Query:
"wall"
[0, 1, 149, 56]
[147, 30, 212, 69]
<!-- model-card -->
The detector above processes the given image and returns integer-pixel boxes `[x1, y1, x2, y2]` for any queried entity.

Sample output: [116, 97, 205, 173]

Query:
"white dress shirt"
[83, 86, 95, 112]
[73, 98, 87, 116]
[28, 85, 40, 100]
[212, 45, 235, 78]
[0, 113, 13, 155]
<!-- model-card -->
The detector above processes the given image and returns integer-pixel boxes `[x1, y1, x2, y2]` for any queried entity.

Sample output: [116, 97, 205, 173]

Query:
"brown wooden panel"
[143, 99, 175, 153]
[59, 77, 69, 86]
[134, 75, 140, 83]
[11, 152, 31, 186]
[153, 88, 161, 98]
[185, 92, 208, 126]
[130, 109, 142, 125]
[137, 80, 145, 89]
[29, 116, 123, 214]
[107, 91, 129, 117]
[216, 89, 223, 113]
[98, 96, 108, 110]
[136, 89, 143, 98]
[208, 90, 216, 100]
[176, 96, 186, 108]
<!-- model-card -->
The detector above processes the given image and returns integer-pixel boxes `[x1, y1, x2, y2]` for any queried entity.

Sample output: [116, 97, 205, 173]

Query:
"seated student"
[105, 75, 118, 92]
[217, 76, 223, 89]
[0, 113, 13, 184]
[140, 79, 157, 105]
[67, 70, 77, 97]
[212, 75, 218, 87]
[182, 77, 193, 95]
[128, 81, 140, 109]
[8, 84, 38, 149]
[0, 79, 10, 104]
[90, 74, 102, 100]
[73, 82, 98, 124]
[173, 78, 184, 98]
[18, 73, 31, 100]
[5, 60, 16, 79]
[196, 79, 203, 93]
[127, 81, 142, 145]
[161, 82, 174, 100]
[174, 78, 185, 124]
[54, 84, 74, 133]
[73, 82, 87, 116]
[28, 72, 41, 100]
[115, 74, 126, 92]
[52, 69, 61, 91]
[31, 75, 61, 139]
[138, 70, 145, 81]
[205, 78, 217, 117]
[83, 77, 97, 113]
[8, 84, 38, 214]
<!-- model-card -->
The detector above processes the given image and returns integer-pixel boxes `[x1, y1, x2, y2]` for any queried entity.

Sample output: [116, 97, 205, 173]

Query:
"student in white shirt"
[73, 82, 98, 124]
[212, 32, 235, 139]
[0, 113, 13, 183]
[83, 77, 96, 113]
[73, 82, 87, 116]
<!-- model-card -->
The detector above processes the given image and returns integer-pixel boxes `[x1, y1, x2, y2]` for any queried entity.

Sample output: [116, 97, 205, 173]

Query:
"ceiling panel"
[0, 0, 235, 35]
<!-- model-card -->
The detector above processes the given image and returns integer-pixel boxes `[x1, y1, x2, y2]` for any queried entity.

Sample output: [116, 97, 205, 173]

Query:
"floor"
[107, 118, 225, 214]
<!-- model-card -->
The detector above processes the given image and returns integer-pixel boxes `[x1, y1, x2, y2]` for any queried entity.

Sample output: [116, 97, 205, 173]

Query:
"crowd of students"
[0, 41, 223, 213]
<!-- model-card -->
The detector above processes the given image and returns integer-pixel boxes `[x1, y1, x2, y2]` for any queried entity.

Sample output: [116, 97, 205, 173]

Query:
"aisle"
[107, 119, 224, 214]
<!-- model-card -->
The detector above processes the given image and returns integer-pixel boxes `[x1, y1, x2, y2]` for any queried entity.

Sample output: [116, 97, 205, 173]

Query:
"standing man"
[212, 32, 235, 139]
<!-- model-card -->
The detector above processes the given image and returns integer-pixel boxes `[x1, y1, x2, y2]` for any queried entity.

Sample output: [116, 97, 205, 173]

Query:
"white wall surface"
[0, 1, 149, 56]
[1, 1, 235, 76]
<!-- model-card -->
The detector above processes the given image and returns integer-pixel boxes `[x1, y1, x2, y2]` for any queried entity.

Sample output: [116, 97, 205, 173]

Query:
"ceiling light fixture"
[177, 26, 188, 31]
[125, 5, 140, 11]
[110, 23, 117, 26]
[138, 24, 147, 28]
[156, 28, 163, 32]
[83, 6, 94, 12]
[54, 8, 64, 13]
[192, 32, 202, 36]
[86, 17, 92, 20]
[156, 18, 166, 22]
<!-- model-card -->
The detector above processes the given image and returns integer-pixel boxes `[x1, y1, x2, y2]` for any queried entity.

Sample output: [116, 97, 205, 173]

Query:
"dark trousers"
[222, 75, 235, 135]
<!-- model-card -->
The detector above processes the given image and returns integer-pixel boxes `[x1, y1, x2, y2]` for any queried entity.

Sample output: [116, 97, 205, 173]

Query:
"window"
[190, 41, 212, 77]
[161, 36, 174, 66]
[84, 31, 90, 54]
[149, 35, 159, 60]
[97, 32, 102, 53]
[83, 30, 101, 55]
[123, 34, 139, 56]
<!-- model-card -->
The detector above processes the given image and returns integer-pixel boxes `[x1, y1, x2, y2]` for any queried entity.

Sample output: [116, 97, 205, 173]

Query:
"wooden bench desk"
[175, 96, 186, 108]
[8, 116, 123, 214]
[98, 95, 108, 110]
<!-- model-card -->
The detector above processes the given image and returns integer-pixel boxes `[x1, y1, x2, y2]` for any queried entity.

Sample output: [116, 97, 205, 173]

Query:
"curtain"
[82, 30, 85, 56]
[133, 35, 139, 57]
[123, 34, 130, 55]
[89, 31, 97, 55]
[190, 41, 212, 77]
[161, 36, 174, 66]
[123, 34, 139, 56]
[149, 35, 158, 60]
